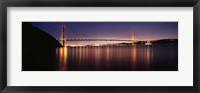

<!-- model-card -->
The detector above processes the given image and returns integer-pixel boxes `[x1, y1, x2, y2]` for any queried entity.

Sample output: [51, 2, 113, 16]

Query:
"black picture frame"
[0, 0, 200, 93]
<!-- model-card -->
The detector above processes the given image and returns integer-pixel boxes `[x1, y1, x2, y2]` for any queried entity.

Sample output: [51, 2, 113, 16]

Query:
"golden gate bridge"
[58, 24, 136, 46]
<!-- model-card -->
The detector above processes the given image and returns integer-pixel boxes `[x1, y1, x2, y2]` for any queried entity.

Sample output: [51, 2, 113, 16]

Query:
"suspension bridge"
[58, 24, 136, 46]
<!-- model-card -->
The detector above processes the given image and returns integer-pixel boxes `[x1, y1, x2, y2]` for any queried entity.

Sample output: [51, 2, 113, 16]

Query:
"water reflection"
[131, 46, 136, 70]
[56, 47, 67, 71]
[55, 44, 178, 71]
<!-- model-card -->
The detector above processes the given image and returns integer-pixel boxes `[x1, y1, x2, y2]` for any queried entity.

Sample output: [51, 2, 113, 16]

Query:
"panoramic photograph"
[22, 22, 178, 71]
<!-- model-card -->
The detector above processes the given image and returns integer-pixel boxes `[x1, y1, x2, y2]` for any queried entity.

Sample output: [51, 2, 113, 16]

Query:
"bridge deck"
[58, 39, 132, 41]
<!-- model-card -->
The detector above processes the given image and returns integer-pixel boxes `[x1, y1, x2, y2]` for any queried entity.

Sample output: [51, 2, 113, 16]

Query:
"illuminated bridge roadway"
[58, 38, 133, 41]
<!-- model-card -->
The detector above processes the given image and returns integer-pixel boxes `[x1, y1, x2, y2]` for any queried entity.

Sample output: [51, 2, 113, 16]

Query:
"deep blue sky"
[31, 22, 178, 46]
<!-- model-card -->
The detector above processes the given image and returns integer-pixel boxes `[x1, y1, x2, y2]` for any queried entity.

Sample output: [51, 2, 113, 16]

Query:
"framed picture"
[1, 0, 200, 93]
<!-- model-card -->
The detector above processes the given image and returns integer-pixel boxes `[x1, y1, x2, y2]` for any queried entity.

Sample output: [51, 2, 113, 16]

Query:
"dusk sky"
[31, 22, 178, 46]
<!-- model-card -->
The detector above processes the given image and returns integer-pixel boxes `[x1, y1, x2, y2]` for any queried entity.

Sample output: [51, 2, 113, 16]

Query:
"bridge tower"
[132, 32, 135, 46]
[61, 24, 65, 46]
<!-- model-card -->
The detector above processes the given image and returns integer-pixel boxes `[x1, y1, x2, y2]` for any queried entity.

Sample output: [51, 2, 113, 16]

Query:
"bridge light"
[132, 32, 135, 46]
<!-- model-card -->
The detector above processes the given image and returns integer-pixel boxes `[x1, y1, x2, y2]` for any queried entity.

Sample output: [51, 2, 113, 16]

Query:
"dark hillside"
[22, 22, 61, 48]
[22, 22, 61, 71]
